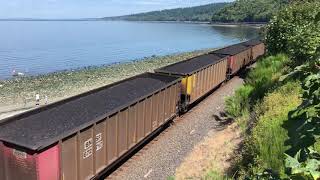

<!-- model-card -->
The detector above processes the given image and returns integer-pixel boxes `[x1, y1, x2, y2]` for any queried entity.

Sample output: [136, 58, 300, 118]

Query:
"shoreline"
[0, 19, 266, 27]
[0, 50, 209, 81]
[103, 19, 266, 26]
[210, 22, 265, 28]
[0, 49, 215, 119]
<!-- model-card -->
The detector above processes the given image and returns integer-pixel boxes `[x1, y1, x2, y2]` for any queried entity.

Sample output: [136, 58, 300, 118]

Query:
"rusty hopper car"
[241, 39, 265, 62]
[211, 44, 251, 76]
[155, 54, 228, 111]
[0, 73, 181, 180]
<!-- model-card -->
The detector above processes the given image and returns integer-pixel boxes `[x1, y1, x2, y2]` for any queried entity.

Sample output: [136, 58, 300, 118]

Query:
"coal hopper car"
[0, 72, 181, 180]
[211, 43, 252, 77]
[155, 53, 228, 111]
[240, 39, 265, 62]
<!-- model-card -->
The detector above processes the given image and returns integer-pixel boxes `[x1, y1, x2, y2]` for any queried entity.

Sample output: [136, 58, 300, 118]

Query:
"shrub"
[280, 59, 320, 179]
[225, 85, 254, 118]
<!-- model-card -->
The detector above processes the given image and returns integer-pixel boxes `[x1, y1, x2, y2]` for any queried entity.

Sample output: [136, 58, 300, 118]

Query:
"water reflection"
[211, 25, 261, 40]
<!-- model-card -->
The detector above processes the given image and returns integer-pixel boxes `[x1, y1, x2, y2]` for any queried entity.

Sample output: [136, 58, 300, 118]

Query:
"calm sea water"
[0, 21, 259, 79]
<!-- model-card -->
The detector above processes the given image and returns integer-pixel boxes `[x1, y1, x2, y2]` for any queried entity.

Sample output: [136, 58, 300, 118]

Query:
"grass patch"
[252, 82, 301, 175]
[237, 81, 302, 178]
[204, 170, 231, 180]
[235, 110, 250, 133]
[246, 54, 290, 100]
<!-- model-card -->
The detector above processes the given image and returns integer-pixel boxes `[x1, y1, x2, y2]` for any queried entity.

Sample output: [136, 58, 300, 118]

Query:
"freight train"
[0, 39, 265, 180]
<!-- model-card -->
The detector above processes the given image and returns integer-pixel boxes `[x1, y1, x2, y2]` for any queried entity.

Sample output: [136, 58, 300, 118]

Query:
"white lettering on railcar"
[84, 138, 93, 150]
[83, 148, 93, 159]
[13, 149, 27, 159]
[95, 133, 103, 151]
[83, 138, 93, 159]
[96, 141, 103, 151]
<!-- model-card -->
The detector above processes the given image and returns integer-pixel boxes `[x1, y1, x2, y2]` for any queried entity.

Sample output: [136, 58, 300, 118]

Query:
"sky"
[0, 0, 234, 19]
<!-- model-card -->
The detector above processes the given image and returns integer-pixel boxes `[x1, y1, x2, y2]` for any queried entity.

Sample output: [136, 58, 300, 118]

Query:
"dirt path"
[175, 123, 242, 179]
[107, 77, 244, 180]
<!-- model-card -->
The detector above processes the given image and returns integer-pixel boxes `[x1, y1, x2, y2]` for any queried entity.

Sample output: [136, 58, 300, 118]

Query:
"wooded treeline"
[104, 0, 290, 23]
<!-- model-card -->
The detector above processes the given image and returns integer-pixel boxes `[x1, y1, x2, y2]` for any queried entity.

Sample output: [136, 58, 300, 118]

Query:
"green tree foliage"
[266, 1, 320, 62]
[103, 3, 228, 22]
[212, 0, 288, 23]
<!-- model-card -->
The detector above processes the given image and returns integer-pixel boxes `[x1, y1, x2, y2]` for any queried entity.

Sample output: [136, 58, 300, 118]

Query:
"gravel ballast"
[107, 77, 244, 180]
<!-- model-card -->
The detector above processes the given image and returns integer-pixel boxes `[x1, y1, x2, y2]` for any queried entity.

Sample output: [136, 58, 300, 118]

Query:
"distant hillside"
[212, 0, 289, 23]
[104, 3, 229, 22]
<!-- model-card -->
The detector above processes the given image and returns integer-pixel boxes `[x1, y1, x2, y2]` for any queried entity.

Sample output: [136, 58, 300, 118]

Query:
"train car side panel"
[158, 90, 165, 125]
[204, 68, 209, 93]
[169, 85, 176, 117]
[221, 59, 228, 83]
[128, 105, 137, 149]
[144, 98, 152, 136]
[95, 121, 107, 173]
[193, 73, 198, 102]
[107, 115, 118, 165]
[216, 61, 221, 86]
[80, 127, 95, 180]
[175, 83, 180, 112]
[211, 64, 216, 88]
[245, 48, 252, 65]
[229, 49, 250, 75]
[118, 109, 129, 157]
[213, 63, 218, 87]
[207, 65, 213, 90]
[200, 70, 205, 97]
[61, 135, 78, 180]
[136, 101, 145, 142]
[0, 142, 5, 180]
[256, 43, 265, 59]
[152, 93, 159, 131]
[181, 77, 187, 100]
[205, 67, 210, 93]
[36, 145, 60, 180]
[187, 75, 193, 100]
[3, 146, 37, 180]
[164, 88, 171, 121]
[184, 57, 227, 105]
[4, 145, 60, 180]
